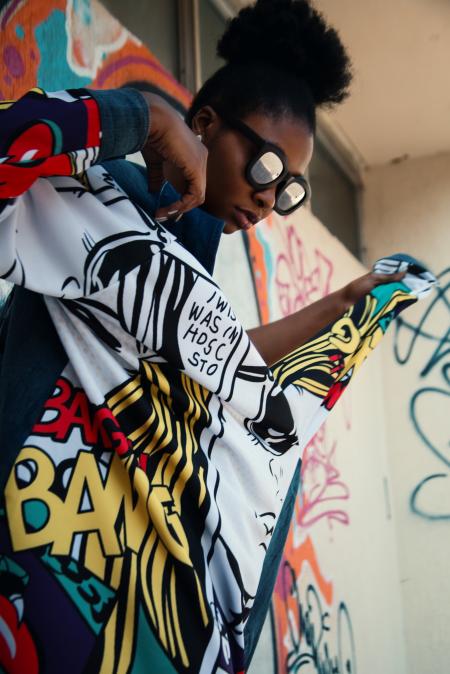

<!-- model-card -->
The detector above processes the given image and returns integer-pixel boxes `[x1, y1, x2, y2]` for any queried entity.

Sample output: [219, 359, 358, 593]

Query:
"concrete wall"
[362, 152, 450, 674]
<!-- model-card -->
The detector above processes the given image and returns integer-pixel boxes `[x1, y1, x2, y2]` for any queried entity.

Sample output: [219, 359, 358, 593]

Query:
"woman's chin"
[222, 221, 240, 234]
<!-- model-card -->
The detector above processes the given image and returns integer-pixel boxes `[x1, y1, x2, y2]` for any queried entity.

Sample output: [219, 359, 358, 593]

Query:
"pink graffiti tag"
[297, 427, 350, 530]
[276, 225, 333, 317]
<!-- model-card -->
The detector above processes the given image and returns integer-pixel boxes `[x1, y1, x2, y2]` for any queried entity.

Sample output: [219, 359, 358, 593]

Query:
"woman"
[0, 1, 434, 673]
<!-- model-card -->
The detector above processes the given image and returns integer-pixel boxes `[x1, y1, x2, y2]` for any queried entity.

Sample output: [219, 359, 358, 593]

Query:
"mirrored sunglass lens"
[250, 152, 284, 184]
[277, 181, 306, 212]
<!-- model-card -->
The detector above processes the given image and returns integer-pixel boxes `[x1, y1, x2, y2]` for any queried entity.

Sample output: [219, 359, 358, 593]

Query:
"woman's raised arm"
[248, 270, 406, 366]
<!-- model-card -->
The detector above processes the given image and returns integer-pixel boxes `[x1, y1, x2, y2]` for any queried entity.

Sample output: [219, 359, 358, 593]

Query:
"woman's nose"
[253, 186, 277, 212]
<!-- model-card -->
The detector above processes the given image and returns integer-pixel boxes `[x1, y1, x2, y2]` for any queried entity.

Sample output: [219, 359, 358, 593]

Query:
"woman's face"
[193, 107, 314, 233]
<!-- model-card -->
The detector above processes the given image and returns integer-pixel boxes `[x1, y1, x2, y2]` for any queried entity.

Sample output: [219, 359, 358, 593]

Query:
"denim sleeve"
[89, 88, 150, 162]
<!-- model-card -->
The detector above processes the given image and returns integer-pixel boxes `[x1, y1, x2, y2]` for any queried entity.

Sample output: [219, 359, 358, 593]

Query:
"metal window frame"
[314, 111, 366, 259]
[178, 0, 235, 92]
[177, 0, 202, 92]
[315, 110, 366, 188]
[209, 0, 235, 20]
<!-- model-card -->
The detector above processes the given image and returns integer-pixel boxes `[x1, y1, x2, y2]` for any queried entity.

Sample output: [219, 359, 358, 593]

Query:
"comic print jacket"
[0, 88, 437, 674]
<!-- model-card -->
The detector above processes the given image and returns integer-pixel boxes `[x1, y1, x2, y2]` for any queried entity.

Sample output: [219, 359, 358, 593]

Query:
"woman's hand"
[140, 92, 208, 221]
[341, 270, 406, 307]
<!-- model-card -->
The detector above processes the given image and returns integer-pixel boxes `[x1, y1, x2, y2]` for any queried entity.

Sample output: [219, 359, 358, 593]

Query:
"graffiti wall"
[0, 2, 412, 672]
[363, 152, 450, 674]
[0, 0, 190, 107]
[218, 208, 407, 674]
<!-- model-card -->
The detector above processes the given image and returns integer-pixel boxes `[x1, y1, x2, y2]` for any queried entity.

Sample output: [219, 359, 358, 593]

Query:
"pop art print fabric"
[0, 88, 101, 200]
[0, 89, 437, 674]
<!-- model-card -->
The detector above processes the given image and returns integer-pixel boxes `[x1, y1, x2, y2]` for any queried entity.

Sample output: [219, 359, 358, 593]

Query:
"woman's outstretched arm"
[247, 270, 406, 366]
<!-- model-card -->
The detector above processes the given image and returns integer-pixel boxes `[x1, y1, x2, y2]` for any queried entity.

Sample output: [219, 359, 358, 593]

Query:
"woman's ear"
[190, 106, 221, 145]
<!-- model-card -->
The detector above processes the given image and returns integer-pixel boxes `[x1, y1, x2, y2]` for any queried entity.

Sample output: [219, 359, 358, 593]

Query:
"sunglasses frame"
[212, 107, 311, 215]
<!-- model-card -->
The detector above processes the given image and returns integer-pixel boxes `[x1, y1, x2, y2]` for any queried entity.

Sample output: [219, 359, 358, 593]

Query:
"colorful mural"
[297, 426, 350, 531]
[272, 534, 356, 674]
[0, 0, 191, 108]
[245, 221, 334, 323]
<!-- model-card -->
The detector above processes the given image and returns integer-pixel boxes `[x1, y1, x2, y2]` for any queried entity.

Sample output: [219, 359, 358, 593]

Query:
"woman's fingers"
[145, 147, 165, 194]
[140, 92, 208, 220]
[372, 270, 407, 284]
[154, 158, 207, 221]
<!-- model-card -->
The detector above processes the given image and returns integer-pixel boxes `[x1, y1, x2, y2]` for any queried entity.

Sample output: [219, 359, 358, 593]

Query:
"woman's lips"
[233, 206, 257, 230]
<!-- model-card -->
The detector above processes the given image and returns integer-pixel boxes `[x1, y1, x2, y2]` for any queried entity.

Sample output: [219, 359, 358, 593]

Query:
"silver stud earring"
[196, 133, 203, 142]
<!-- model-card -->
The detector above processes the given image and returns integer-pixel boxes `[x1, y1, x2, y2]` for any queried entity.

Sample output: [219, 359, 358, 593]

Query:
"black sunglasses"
[213, 107, 311, 215]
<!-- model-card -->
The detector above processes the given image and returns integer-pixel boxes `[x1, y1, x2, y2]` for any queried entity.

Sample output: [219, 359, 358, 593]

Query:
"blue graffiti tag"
[392, 268, 450, 520]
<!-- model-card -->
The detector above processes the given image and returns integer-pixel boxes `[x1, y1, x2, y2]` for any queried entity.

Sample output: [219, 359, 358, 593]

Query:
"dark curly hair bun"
[217, 0, 352, 106]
